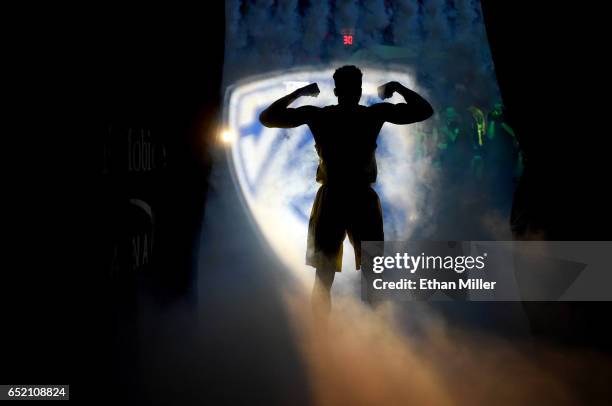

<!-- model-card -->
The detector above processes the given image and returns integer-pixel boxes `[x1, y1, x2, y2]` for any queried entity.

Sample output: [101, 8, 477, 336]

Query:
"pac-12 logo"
[224, 68, 429, 276]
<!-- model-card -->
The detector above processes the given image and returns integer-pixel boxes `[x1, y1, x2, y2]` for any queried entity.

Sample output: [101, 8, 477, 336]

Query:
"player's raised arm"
[259, 83, 320, 128]
[372, 81, 434, 125]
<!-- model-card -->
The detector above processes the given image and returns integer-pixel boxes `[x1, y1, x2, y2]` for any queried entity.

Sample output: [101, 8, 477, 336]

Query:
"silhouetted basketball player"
[260, 66, 433, 320]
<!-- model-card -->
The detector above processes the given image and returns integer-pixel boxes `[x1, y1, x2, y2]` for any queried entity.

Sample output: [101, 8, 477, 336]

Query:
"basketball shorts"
[306, 184, 384, 272]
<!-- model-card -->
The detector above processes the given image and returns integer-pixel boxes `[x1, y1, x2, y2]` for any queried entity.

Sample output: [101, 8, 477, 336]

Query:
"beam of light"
[219, 128, 237, 144]
[223, 67, 435, 290]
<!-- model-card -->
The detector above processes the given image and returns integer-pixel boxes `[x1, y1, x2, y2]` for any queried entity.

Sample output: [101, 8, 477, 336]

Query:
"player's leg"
[349, 186, 385, 305]
[312, 267, 336, 322]
[306, 185, 345, 321]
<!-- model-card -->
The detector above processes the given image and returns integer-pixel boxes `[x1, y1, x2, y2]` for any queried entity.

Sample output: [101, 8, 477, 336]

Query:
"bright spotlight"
[220, 129, 236, 144]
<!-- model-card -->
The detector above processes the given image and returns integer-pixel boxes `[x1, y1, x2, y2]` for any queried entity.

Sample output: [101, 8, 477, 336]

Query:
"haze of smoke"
[422, 0, 451, 43]
[375, 121, 438, 240]
[301, 0, 330, 59]
[453, 0, 483, 41]
[283, 287, 606, 406]
[131, 260, 611, 405]
[358, 0, 390, 47]
[391, 0, 420, 48]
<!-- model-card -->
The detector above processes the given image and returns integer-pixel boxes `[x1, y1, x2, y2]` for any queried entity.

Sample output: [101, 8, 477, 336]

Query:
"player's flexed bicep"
[370, 81, 434, 125]
[259, 83, 321, 128]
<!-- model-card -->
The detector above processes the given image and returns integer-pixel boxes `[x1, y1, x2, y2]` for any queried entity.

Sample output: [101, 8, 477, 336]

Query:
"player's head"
[333, 65, 362, 106]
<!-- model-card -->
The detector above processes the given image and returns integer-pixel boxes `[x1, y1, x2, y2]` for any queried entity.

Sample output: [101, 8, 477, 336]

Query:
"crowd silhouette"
[411, 101, 521, 239]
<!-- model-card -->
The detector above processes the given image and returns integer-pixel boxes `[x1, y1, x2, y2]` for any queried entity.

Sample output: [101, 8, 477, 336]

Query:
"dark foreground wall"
[481, 1, 612, 356]
[3, 3, 226, 401]
[92, 5, 226, 400]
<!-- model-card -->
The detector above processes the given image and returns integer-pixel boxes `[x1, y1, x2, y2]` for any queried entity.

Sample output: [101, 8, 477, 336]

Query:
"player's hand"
[378, 81, 401, 99]
[297, 83, 320, 97]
